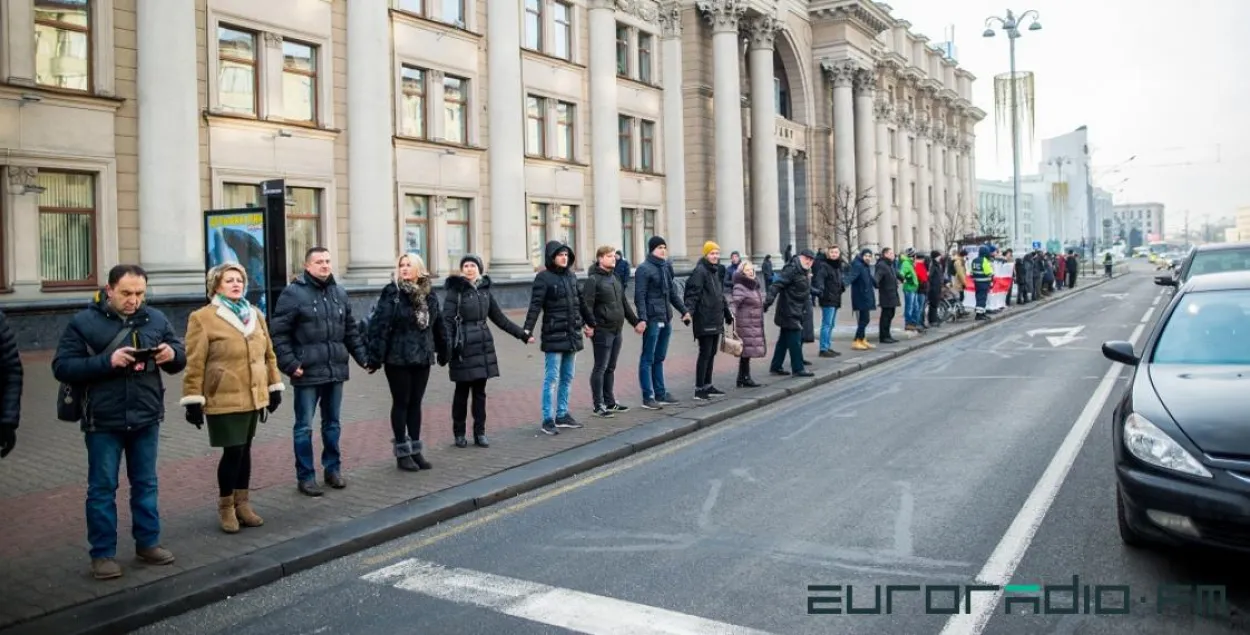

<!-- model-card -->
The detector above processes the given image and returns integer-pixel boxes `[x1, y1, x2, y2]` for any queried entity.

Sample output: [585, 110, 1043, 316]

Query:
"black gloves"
[185, 403, 204, 429]
[0, 426, 15, 458]
[267, 390, 283, 413]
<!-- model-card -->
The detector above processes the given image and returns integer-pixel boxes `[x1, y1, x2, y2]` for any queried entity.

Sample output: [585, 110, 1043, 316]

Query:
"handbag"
[720, 317, 743, 357]
[57, 326, 135, 422]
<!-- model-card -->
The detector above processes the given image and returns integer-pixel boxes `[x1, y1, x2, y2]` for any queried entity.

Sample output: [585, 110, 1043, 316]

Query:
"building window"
[38, 171, 95, 287]
[285, 187, 322, 278]
[557, 205, 577, 255]
[643, 209, 656, 249]
[394, 0, 423, 15]
[555, 101, 575, 160]
[523, 0, 542, 51]
[217, 26, 257, 116]
[637, 33, 653, 83]
[443, 75, 468, 144]
[223, 182, 261, 208]
[402, 195, 429, 259]
[889, 129, 897, 158]
[890, 177, 897, 203]
[639, 120, 655, 172]
[34, 0, 91, 91]
[553, 1, 572, 60]
[615, 24, 629, 76]
[910, 182, 916, 209]
[400, 66, 426, 138]
[281, 40, 317, 123]
[618, 116, 633, 169]
[526, 95, 546, 157]
[529, 202, 548, 270]
[445, 198, 471, 273]
[621, 208, 634, 263]
[442, 0, 465, 26]
[908, 137, 916, 165]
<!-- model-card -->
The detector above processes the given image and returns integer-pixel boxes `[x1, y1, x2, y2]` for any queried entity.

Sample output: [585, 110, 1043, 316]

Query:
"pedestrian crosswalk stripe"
[362, 558, 776, 635]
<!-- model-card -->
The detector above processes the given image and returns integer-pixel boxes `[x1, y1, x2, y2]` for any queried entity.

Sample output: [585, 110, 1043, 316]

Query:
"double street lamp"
[983, 9, 1042, 251]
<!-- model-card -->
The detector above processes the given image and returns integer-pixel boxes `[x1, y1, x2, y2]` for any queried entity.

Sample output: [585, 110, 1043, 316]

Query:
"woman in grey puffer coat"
[729, 262, 766, 387]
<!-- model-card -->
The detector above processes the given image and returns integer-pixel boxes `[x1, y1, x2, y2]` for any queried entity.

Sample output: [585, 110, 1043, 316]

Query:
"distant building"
[975, 179, 1033, 244]
[1112, 203, 1166, 248]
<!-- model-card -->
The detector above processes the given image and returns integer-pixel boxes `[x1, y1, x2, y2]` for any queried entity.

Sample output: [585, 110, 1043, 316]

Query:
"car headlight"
[1123, 413, 1212, 478]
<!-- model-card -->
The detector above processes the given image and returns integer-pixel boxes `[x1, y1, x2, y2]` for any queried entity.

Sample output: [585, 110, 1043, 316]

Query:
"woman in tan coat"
[181, 263, 284, 533]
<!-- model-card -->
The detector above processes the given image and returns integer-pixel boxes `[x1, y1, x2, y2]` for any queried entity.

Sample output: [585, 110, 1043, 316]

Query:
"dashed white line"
[1151, 295, 1161, 306]
[363, 558, 776, 635]
[1140, 307, 1155, 323]
[939, 320, 1146, 635]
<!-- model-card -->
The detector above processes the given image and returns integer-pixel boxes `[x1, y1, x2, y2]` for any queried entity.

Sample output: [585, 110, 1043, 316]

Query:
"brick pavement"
[0, 281, 1099, 628]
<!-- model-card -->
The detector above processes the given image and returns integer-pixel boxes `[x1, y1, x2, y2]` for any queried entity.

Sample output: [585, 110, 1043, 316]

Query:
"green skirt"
[207, 410, 261, 448]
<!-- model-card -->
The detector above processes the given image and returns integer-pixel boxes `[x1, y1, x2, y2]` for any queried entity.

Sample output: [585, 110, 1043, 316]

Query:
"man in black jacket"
[583, 246, 644, 418]
[270, 247, 370, 496]
[812, 245, 844, 358]
[633, 236, 689, 410]
[0, 309, 20, 459]
[764, 250, 816, 377]
[524, 241, 597, 435]
[52, 264, 186, 580]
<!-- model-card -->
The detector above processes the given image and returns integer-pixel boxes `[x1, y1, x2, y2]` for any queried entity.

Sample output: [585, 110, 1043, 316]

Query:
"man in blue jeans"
[270, 247, 371, 496]
[524, 240, 597, 435]
[633, 236, 689, 410]
[812, 245, 844, 357]
[52, 264, 186, 580]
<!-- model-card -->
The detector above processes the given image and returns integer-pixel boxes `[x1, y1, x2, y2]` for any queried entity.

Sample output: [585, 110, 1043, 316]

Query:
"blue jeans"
[916, 295, 927, 324]
[904, 291, 922, 325]
[638, 320, 672, 400]
[293, 382, 344, 483]
[819, 307, 837, 351]
[542, 351, 577, 421]
[84, 425, 161, 559]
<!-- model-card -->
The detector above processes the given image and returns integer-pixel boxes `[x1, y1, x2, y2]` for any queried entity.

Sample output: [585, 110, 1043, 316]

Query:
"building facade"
[1111, 202, 1165, 244]
[975, 179, 1031, 244]
[0, 0, 980, 317]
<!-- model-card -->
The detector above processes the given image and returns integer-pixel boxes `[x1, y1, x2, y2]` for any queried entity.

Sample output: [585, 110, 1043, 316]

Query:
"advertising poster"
[205, 209, 270, 316]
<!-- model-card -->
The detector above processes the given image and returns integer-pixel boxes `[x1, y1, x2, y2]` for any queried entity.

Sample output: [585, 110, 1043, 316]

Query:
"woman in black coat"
[873, 248, 902, 344]
[441, 255, 531, 448]
[683, 242, 733, 400]
[366, 253, 448, 471]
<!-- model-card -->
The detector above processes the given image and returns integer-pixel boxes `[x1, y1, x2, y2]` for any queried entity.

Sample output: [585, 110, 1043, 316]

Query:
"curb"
[0, 272, 1125, 635]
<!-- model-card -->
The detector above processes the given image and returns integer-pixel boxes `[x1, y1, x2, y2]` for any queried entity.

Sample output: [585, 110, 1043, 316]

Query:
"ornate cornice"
[658, 2, 682, 37]
[820, 58, 860, 89]
[747, 14, 781, 50]
[918, 78, 942, 95]
[6, 166, 36, 190]
[968, 106, 987, 121]
[616, 0, 660, 23]
[810, 1, 893, 35]
[696, 0, 746, 33]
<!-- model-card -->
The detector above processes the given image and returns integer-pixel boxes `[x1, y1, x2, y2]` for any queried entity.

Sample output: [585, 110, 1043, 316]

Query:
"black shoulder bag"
[57, 326, 135, 422]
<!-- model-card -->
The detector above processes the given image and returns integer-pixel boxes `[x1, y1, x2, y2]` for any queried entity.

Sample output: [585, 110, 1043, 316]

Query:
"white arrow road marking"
[363, 559, 776, 635]
[1025, 326, 1086, 347]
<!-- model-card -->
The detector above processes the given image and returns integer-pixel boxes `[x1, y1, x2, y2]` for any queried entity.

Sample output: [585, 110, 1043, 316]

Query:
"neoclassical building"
[0, 0, 981, 336]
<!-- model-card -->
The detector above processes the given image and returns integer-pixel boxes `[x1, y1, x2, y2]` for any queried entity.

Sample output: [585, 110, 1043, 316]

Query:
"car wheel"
[1116, 485, 1151, 549]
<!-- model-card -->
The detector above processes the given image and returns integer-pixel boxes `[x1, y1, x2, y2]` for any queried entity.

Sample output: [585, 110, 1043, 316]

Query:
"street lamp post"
[983, 9, 1041, 252]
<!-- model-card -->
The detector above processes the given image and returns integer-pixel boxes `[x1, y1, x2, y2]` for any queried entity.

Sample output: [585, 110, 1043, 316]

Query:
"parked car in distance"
[1102, 270, 1250, 552]
[1156, 242, 1250, 291]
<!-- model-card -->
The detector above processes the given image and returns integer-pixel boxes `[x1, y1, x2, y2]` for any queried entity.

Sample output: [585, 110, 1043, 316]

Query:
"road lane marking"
[1152, 295, 1161, 306]
[940, 321, 1146, 635]
[1141, 307, 1155, 323]
[362, 559, 776, 635]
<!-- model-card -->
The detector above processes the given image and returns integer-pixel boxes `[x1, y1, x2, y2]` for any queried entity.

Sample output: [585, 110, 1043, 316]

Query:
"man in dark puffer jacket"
[270, 246, 370, 496]
[0, 308, 20, 459]
[524, 241, 597, 435]
[583, 246, 643, 418]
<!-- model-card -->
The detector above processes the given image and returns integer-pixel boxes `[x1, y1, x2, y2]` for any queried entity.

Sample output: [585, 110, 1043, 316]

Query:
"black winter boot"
[394, 439, 419, 471]
[411, 439, 432, 470]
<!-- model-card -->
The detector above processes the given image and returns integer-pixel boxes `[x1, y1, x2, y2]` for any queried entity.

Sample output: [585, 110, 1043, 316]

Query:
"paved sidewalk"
[0, 276, 1109, 630]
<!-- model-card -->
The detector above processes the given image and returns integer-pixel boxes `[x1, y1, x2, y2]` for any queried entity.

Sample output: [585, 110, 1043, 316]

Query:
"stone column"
[824, 60, 857, 250]
[874, 99, 893, 249]
[137, 0, 202, 291]
[948, 134, 962, 240]
[699, 0, 747, 252]
[345, 0, 397, 283]
[485, 0, 531, 275]
[853, 68, 877, 249]
[658, 3, 688, 264]
[589, 0, 621, 250]
[896, 112, 913, 249]
[916, 115, 932, 250]
[783, 149, 796, 250]
[747, 14, 781, 262]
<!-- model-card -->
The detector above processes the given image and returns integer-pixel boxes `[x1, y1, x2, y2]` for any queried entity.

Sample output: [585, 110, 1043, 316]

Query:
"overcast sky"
[884, 0, 1250, 232]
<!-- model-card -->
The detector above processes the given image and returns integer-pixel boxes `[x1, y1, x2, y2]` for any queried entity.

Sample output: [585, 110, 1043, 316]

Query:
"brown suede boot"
[233, 489, 264, 527]
[218, 494, 240, 533]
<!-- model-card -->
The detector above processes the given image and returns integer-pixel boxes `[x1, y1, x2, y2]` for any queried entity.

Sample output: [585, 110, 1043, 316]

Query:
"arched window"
[773, 50, 792, 120]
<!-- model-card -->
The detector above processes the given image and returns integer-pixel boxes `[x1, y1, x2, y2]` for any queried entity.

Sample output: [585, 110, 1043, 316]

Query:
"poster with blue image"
[205, 209, 270, 316]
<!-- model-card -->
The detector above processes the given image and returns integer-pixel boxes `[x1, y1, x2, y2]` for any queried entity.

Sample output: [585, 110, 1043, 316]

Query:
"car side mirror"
[1102, 340, 1140, 366]
[1154, 275, 1176, 286]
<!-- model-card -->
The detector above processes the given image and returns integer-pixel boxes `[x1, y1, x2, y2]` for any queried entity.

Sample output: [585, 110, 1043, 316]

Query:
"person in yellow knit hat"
[684, 240, 733, 400]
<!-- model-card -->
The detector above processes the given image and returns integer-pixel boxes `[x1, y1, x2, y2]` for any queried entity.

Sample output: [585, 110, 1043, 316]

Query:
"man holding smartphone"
[52, 264, 187, 581]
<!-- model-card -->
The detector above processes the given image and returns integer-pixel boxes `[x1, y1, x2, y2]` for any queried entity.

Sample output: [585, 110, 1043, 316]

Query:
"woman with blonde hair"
[366, 253, 447, 471]
[729, 260, 766, 387]
[181, 263, 284, 534]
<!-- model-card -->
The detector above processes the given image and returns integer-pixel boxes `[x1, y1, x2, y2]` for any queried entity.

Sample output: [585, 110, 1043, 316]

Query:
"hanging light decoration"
[993, 71, 1035, 164]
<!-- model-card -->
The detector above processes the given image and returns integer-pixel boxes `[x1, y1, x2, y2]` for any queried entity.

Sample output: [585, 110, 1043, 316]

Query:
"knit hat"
[648, 235, 667, 253]
[702, 241, 720, 257]
[904, 247, 916, 257]
[459, 254, 484, 272]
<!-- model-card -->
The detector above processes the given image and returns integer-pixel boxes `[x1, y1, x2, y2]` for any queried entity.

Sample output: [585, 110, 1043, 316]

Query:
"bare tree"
[814, 184, 880, 254]
[976, 204, 1009, 240]
[934, 192, 967, 252]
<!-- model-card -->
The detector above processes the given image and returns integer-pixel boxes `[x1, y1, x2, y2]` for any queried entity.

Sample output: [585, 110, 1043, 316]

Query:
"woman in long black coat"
[442, 255, 531, 448]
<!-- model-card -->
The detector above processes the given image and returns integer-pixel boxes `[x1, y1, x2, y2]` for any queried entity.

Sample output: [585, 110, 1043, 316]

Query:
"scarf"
[397, 278, 430, 330]
[217, 294, 253, 325]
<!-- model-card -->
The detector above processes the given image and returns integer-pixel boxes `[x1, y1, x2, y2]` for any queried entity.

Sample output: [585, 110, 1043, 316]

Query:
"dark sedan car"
[1102, 270, 1250, 551]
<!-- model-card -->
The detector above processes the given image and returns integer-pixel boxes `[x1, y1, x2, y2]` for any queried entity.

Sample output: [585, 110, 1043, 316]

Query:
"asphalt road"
[138, 267, 1248, 635]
